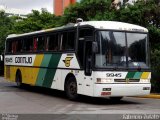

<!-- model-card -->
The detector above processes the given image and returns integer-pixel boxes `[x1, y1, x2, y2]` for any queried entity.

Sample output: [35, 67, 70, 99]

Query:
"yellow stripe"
[23, 55, 44, 85]
[29, 54, 44, 85]
[34, 54, 44, 66]
[141, 72, 150, 79]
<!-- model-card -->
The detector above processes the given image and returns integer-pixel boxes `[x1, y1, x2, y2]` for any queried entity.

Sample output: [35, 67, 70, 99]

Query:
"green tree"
[63, 0, 113, 23]
[0, 11, 13, 54]
[12, 9, 62, 34]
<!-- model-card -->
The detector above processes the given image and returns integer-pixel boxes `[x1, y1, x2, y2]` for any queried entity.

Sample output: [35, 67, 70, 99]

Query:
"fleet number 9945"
[106, 73, 122, 77]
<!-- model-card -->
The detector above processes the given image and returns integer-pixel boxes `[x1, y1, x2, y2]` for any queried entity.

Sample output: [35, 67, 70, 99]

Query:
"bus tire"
[65, 76, 78, 100]
[110, 97, 123, 101]
[16, 70, 23, 87]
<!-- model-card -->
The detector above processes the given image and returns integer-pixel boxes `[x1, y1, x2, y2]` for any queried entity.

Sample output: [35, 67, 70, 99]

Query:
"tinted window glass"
[16, 39, 23, 52]
[77, 28, 93, 67]
[24, 37, 33, 52]
[37, 36, 45, 51]
[61, 31, 75, 51]
[127, 33, 147, 67]
[95, 31, 149, 69]
[95, 31, 126, 67]
[66, 31, 75, 50]
[78, 40, 85, 67]
[6, 41, 12, 53]
[11, 41, 17, 53]
[79, 29, 93, 37]
[61, 32, 68, 50]
[47, 34, 59, 51]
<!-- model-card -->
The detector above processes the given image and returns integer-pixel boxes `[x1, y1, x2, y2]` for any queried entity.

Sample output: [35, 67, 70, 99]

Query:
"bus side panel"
[54, 69, 94, 96]
[50, 53, 81, 90]
[50, 53, 94, 96]
[75, 70, 94, 96]
[5, 66, 16, 82]
[51, 69, 61, 90]
[50, 69, 85, 93]
[22, 67, 39, 85]
[7, 66, 16, 82]
[23, 54, 44, 85]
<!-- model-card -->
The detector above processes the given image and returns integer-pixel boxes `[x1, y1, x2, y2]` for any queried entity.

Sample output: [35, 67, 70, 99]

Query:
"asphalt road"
[0, 77, 160, 120]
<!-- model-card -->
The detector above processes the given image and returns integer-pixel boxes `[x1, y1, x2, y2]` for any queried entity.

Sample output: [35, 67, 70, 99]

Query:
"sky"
[0, 0, 135, 14]
[0, 0, 53, 13]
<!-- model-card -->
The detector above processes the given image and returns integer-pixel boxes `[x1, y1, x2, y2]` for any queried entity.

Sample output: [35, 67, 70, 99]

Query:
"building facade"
[54, 0, 76, 16]
[0, 5, 28, 18]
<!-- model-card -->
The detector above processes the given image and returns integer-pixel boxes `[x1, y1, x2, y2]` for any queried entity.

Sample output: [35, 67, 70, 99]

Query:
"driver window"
[78, 28, 93, 67]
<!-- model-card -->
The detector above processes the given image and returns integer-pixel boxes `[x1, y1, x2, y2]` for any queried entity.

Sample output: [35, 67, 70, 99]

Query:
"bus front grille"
[114, 79, 140, 82]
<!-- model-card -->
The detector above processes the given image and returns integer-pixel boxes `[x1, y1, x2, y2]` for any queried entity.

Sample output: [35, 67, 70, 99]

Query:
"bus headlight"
[96, 78, 113, 83]
[140, 79, 150, 83]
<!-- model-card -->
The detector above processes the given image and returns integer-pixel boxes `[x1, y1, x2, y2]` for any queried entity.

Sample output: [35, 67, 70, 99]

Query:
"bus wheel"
[65, 77, 78, 100]
[110, 97, 123, 101]
[16, 71, 22, 87]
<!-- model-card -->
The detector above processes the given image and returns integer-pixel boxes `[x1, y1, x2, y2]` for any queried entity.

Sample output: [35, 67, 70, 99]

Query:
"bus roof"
[77, 21, 148, 32]
[7, 21, 148, 39]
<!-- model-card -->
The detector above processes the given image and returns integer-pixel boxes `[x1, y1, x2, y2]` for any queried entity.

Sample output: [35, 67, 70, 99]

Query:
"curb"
[137, 94, 160, 99]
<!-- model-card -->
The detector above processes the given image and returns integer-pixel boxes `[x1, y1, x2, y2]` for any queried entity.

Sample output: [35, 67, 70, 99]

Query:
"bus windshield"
[95, 31, 149, 69]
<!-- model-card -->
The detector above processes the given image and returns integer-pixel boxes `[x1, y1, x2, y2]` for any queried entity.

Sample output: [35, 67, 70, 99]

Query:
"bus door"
[78, 28, 94, 96]
[83, 38, 94, 96]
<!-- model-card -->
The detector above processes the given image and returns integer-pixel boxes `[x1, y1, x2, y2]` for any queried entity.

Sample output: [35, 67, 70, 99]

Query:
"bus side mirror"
[92, 42, 98, 53]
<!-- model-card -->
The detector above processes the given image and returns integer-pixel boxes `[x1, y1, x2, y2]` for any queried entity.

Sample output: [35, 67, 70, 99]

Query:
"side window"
[67, 31, 75, 50]
[47, 34, 59, 51]
[33, 38, 37, 51]
[17, 39, 23, 52]
[6, 40, 12, 53]
[61, 30, 75, 51]
[11, 40, 17, 53]
[61, 32, 68, 51]
[24, 37, 33, 52]
[33, 36, 45, 51]
[37, 36, 45, 51]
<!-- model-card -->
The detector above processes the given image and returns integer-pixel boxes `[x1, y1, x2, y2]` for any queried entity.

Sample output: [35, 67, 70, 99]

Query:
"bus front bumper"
[94, 83, 151, 97]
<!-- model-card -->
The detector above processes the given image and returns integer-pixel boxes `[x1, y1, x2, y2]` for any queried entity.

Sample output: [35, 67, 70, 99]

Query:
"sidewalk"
[137, 94, 160, 99]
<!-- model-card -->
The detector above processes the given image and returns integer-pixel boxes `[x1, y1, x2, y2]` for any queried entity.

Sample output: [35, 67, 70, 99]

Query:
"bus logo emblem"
[63, 57, 73, 67]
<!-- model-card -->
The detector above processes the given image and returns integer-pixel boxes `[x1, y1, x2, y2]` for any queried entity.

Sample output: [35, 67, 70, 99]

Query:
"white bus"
[4, 21, 151, 100]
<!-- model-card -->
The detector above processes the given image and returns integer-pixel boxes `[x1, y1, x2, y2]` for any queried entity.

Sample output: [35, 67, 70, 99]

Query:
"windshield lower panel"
[95, 31, 149, 69]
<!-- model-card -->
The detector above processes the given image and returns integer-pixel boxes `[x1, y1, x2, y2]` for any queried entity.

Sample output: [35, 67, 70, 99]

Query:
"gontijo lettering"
[15, 57, 32, 64]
